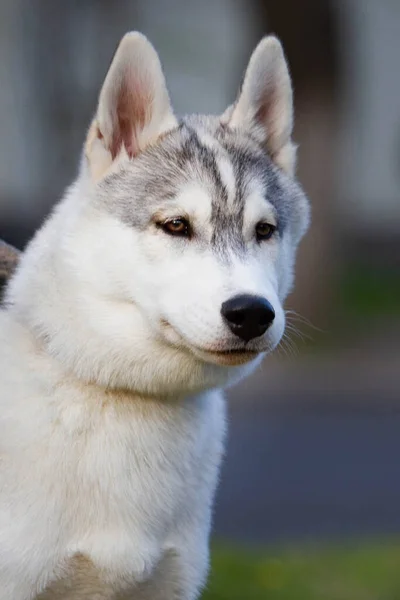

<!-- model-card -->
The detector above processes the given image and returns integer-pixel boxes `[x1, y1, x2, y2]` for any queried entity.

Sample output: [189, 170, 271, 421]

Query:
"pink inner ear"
[254, 95, 273, 130]
[253, 84, 287, 157]
[109, 74, 152, 159]
[253, 74, 279, 133]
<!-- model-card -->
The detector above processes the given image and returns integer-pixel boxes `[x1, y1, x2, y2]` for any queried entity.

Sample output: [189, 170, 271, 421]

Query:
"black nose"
[221, 294, 275, 342]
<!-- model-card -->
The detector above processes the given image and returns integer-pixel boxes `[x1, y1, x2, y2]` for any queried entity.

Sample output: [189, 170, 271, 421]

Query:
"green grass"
[340, 264, 400, 318]
[203, 541, 400, 600]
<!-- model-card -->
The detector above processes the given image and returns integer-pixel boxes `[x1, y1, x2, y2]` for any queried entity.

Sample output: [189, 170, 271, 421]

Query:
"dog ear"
[225, 36, 296, 176]
[86, 32, 177, 180]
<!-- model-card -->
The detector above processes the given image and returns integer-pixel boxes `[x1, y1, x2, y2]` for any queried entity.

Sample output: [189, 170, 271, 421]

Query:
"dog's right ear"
[85, 32, 177, 180]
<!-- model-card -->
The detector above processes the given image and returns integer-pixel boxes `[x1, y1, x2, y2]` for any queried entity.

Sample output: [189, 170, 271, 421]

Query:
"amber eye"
[161, 218, 191, 237]
[255, 222, 276, 241]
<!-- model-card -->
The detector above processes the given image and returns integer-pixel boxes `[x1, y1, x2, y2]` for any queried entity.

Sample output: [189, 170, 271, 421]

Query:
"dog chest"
[35, 388, 226, 593]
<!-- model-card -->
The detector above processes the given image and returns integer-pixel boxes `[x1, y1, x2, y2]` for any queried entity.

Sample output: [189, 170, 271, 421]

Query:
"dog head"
[14, 33, 309, 396]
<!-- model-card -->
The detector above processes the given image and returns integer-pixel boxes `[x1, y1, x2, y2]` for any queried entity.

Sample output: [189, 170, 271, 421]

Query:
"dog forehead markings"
[243, 184, 278, 229]
[193, 128, 237, 206]
[218, 138, 295, 234]
[174, 182, 212, 221]
[214, 154, 236, 208]
[98, 118, 294, 242]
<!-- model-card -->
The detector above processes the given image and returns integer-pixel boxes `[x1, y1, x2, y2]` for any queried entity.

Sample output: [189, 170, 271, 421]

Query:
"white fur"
[0, 32, 308, 598]
[0, 308, 225, 598]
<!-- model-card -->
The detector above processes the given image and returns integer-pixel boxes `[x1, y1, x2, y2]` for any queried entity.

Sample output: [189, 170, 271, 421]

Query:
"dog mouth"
[159, 319, 264, 365]
[191, 346, 261, 366]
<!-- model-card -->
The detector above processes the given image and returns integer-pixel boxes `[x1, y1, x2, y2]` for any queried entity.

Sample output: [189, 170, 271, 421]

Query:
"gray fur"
[97, 115, 307, 257]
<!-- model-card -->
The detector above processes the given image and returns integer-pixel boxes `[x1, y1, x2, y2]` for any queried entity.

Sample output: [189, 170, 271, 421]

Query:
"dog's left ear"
[224, 36, 296, 176]
[86, 32, 177, 180]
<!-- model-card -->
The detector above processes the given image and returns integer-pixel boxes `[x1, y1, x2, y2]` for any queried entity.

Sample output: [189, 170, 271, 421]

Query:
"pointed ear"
[227, 36, 296, 175]
[85, 32, 177, 180]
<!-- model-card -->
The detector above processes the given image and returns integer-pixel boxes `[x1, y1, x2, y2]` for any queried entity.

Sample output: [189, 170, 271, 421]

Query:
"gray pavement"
[213, 352, 400, 544]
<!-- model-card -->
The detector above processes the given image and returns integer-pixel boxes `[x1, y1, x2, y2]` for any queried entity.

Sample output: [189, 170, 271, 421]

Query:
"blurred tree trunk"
[0, 241, 19, 301]
[259, 0, 339, 329]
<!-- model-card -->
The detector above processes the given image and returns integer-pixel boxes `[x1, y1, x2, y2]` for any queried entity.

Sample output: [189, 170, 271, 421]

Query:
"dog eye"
[161, 218, 191, 237]
[255, 222, 276, 241]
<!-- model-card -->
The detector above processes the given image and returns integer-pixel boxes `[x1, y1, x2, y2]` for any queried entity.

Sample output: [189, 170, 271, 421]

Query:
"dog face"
[46, 33, 309, 395]
[90, 118, 308, 365]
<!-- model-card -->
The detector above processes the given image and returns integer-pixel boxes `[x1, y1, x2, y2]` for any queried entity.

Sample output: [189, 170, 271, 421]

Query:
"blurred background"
[1, 1, 400, 598]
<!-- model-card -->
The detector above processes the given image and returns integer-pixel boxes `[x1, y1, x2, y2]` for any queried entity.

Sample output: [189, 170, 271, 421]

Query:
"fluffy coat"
[0, 33, 309, 599]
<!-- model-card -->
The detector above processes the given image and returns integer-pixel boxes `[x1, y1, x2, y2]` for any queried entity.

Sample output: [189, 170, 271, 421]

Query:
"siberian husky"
[0, 32, 309, 599]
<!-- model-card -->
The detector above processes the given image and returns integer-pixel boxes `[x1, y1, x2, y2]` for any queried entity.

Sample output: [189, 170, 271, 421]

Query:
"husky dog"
[0, 32, 309, 599]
